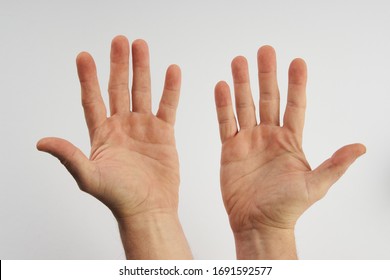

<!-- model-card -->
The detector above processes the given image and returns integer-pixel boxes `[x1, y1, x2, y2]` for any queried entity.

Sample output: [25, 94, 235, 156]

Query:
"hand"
[37, 36, 191, 259]
[214, 46, 365, 259]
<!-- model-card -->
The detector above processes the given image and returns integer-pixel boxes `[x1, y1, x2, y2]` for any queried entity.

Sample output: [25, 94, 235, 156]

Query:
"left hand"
[214, 45, 365, 241]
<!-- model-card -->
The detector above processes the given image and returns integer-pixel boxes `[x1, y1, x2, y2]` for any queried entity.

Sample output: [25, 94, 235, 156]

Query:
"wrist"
[116, 210, 192, 259]
[233, 225, 297, 260]
[116, 209, 180, 235]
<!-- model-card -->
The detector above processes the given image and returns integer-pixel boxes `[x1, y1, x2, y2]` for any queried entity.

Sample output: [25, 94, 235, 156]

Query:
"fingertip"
[257, 45, 276, 55]
[36, 137, 60, 155]
[76, 52, 97, 80]
[167, 64, 181, 78]
[289, 58, 307, 71]
[37, 137, 58, 152]
[110, 36, 130, 67]
[131, 39, 150, 66]
[76, 51, 87, 62]
[231, 55, 248, 70]
[257, 45, 276, 72]
[112, 35, 129, 45]
[359, 143, 366, 153]
[168, 63, 181, 71]
[132, 38, 149, 50]
[164, 64, 181, 90]
[331, 143, 367, 168]
[231, 56, 250, 84]
[215, 80, 229, 92]
[352, 143, 367, 157]
[36, 138, 46, 151]
[289, 58, 307, 84]
[76, 52, 94, 66]
[290, 57, 307, 69]
[214, 81, 231, 107]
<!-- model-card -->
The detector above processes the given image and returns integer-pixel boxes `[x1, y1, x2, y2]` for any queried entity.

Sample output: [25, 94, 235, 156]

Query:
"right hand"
[37, 36, 182, 220]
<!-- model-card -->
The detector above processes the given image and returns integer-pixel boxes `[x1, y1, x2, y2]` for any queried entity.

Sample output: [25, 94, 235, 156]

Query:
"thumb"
[306, 143, 366, 201]
[37, 137, 96, 191]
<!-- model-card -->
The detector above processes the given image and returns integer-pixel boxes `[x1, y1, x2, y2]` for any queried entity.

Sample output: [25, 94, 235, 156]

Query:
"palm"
[221, 125, 311, 231]
[87, 113, 179, 217]
[38, 37, 182, 219]
[214, 46, 365, 233]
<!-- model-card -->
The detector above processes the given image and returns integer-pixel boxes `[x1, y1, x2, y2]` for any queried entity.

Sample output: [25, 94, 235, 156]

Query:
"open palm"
[37, 36, 182, 219]
[215, 46, 365, 233]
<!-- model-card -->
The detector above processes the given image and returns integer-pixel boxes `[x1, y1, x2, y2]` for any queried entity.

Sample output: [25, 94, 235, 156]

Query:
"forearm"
[233, 227, 297, 260]
[117, 212, 192, 260]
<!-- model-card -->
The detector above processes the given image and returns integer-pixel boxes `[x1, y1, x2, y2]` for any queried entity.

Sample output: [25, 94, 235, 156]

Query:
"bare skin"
[214, 46, 366, 259]
[37, 36, 192, 259]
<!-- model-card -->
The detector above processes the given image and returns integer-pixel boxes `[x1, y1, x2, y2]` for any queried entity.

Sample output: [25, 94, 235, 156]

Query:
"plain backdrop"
[1, 0, 389, 259]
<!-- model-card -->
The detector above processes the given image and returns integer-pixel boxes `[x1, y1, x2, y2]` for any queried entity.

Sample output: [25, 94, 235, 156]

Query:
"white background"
[1, 0, 389, 259]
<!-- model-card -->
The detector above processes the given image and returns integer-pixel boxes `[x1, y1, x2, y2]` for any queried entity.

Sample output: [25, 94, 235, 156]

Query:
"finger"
[257, 45, 280, 126]
[131, 39, 152, 113]
[214, 81, 238, 142]
[306, 143, 366, 201]
[108, 35, 131, 115]
[282, 58, 307, 138]
[76, 52, 107, 141]
[36, 137, 98, 193]
[156, 64, 181, 125]
[231, 56, 257, 129]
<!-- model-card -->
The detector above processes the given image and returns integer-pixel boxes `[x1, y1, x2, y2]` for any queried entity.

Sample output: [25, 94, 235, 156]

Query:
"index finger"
[282, 58, 307, 139]
[77, 52, 107, 142]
